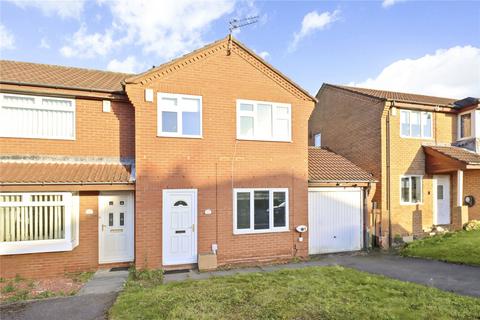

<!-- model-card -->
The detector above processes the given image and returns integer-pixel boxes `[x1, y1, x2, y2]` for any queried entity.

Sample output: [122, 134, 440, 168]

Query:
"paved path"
[164, 253, 480, 297]
[0, 269, 128, 320]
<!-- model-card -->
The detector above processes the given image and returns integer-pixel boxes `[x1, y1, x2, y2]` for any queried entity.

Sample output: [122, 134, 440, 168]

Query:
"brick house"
[0, 36, 372, 278]
[309, 84, 480, 246]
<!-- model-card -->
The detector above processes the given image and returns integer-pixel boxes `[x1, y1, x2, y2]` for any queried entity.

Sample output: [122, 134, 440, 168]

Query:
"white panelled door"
[308, 188, 363, 254]
[99, 192, 134, 264]
[163, 189, 197, 265]
[434, 175, 451, 225]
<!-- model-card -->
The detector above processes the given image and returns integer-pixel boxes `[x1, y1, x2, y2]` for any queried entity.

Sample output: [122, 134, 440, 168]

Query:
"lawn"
[401, 230, 480, 266]
[109, 266, 480, 320]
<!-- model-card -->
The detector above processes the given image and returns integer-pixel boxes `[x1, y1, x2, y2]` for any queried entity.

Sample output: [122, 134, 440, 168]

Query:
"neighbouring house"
[0, 36, 374, 278]
[309, 84, 480, 247]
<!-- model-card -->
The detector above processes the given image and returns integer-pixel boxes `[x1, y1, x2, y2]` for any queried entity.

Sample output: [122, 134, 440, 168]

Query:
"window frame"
[157, 92, 203, 139]
[399, 109, 433, 140]
[400, 175, 423, 205]
[236, 99, 292, 142]
[458, 110, 474, 140]
[0, 192, 79, 255]
[233, 188, 289, 235]
[0, 93, 76, 140]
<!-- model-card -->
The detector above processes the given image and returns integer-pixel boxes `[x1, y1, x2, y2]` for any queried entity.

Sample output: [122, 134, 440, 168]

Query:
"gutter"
[0, 181, 135, 186]
[0, 80, 126, 95]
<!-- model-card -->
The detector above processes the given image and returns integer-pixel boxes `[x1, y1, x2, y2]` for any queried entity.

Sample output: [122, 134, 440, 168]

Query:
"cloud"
[39, 37, 50, 49]
[107, 56, 145, 74]
[6, 0, 85, 19]
[258, 51, 270, 59]
[61, 0, 238, 60]
[348, 46, 480, 99]
[0, 24, 15, 50]
[60, 25, 117, 58]
[382, 0, 406, 8]
[289, 9, 340, 52]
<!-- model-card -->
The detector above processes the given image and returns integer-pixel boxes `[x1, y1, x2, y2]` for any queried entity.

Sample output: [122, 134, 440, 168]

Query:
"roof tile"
[0, 162, 133, 185]
[309, 147, 375, 182]
[424, 145, 480, 164]
[0, 60, 131, 92]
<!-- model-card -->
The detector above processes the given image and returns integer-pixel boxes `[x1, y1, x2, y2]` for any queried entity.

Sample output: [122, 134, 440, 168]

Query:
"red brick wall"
[127, 40, 314, 269]
[0, 98, 135, 158]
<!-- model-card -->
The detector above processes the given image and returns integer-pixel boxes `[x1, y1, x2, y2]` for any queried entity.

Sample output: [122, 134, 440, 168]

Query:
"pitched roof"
[0, 60, 131, 93]
[308, 147, 375, 182]
[126, 35, 317, 102]
[424, 145, 480, 164]
[324, 84, 457, 107]
[0, 162, 134, 185]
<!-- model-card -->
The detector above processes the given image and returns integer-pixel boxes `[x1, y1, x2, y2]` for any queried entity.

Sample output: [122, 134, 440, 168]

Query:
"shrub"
[463, 220, 480, 231]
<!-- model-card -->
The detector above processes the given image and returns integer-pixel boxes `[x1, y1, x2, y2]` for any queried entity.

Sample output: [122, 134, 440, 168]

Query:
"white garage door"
[308, 188, 363, 254]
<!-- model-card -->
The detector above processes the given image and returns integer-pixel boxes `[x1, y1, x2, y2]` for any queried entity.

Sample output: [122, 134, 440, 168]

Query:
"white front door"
[308, 188, 363, 254]
[163, 189, 197, 265]
[99, 192, 134, 264]
[434, 175, 451, 225]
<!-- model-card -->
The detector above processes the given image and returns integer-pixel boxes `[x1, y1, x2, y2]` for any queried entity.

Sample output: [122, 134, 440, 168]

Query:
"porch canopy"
[424, 145, 480, 208]
[0, 160, 135, 191]
[424, 145, 480, 174]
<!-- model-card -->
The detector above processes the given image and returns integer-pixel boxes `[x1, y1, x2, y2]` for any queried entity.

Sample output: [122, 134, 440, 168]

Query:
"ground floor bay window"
[233, 188, 289, 234]
[0, 192, 79, 255]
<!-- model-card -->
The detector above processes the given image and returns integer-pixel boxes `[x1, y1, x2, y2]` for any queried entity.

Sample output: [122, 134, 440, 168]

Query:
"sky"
[0, 0, 479, 98]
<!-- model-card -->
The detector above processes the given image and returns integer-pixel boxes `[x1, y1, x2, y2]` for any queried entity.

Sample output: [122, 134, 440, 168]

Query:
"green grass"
[109, 266, 480, 320]
[401, 230, 480, 266]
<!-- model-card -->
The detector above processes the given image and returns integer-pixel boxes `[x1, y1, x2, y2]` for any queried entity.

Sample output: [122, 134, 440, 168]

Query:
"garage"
[308, 147, 375, 254]
[308, 188, 363, 254]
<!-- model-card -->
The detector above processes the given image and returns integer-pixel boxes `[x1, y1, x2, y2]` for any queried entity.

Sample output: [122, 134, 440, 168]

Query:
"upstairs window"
[400, 110, 432, 139]
[314, 133, 321, 147]
[400, 176, 423, 204]
[157, 93, 202, 138]
[237, 99, 291, 142]
[0, 93, 75, 140]
[459, 112, 473, 139]
[234, 188, 289, 234]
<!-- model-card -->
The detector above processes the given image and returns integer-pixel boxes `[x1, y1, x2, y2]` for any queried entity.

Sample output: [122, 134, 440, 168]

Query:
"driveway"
[321, 253, 480, 297]
[0, 269, 128, 320]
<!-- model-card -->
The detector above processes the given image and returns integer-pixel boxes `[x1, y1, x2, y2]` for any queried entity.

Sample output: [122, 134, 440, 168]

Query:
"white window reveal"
[0, 193, 79, 255]
[233, 188, 289, 234]
[400, 176, 423, 204]
[0, 93, 75, 140]
[400, 110, 432, 139]
[237, 99, 291, 142]
[157, 93, 202, 138]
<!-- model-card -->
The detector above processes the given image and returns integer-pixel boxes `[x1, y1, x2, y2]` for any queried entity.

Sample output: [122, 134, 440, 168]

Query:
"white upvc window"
[236, 99, 291, 142]
[400, 176, 423, 205]
[0, 192, 79, 255]
[400, 110, 432, 139]
[314, 133, 321, 147]
[458, 111, 474, 140]
[233, 188, 289, 234]
[157, 92, 202, 138]
[0, 93, 75, 140]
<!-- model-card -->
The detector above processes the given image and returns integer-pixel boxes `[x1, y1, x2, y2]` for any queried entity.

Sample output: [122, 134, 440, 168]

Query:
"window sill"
[233, 228, 290, 235]
[236, 137, 292, 143]
[0, 239, 75, 255]
[0, 134, 76, 141]
[399, 135, 433, 140]
[400, 202, 423, 206]
[157, 133, 202, 139]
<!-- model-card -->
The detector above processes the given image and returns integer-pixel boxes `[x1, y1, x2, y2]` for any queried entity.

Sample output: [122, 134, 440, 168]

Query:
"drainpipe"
[386, 101, 394, 248]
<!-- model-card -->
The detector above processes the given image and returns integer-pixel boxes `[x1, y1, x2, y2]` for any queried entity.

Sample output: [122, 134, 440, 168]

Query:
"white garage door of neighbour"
[308, 188, 363, 254]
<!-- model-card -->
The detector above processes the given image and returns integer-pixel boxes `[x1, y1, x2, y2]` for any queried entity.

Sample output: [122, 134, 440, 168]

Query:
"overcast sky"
[0, 0, 479, 98]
